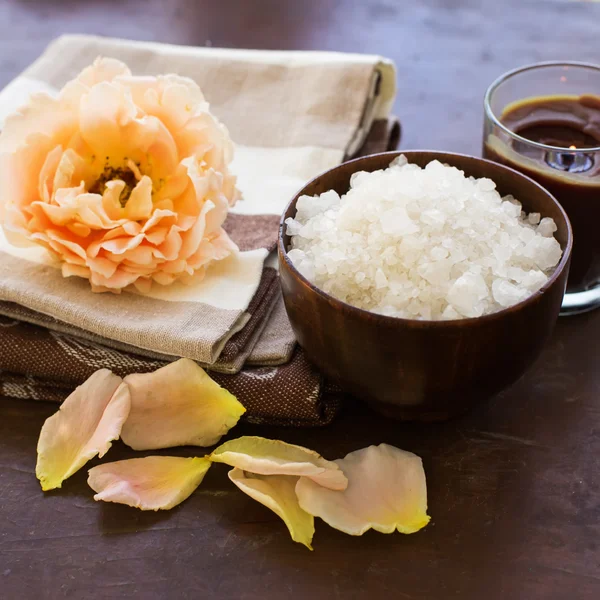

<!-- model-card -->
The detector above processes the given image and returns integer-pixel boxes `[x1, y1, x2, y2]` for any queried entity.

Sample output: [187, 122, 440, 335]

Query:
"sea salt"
[286, 156, 563, 320]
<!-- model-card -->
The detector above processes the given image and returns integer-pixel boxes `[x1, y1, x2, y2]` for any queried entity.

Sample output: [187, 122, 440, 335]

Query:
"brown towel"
[0, 316, 341, 427]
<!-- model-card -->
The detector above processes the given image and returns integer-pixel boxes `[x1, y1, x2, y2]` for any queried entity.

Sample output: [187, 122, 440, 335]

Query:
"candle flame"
[569, 145, 577, 150]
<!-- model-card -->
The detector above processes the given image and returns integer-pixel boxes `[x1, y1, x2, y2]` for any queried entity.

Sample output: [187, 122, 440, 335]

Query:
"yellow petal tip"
[121, 359, 245, 450]
[35, 371, 130, 491]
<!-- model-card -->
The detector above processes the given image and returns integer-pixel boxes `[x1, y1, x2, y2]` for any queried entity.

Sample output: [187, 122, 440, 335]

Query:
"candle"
[484, 92, 600, 297]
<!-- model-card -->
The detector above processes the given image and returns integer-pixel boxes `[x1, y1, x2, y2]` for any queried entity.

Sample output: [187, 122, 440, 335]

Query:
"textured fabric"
[0, 35, 396, 151]
[0, 214, 279, 369]
[0, 316, 341, 427]
[0, 267, 280, 375]
[0, 35, 395, 365]
[246, 294, 298, 366]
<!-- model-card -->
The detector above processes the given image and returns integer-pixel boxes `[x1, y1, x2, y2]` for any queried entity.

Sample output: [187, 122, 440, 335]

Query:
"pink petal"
[121, 358, 245, 450]
[211, 436, 347, 491]
[88, 456, 212, 511]
[296, 444, 430, 536]
[36, 371, 130, 491]
[229, 469, 314, 550]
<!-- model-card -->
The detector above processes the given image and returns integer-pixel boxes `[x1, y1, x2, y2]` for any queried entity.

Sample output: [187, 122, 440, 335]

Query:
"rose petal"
[133, 277, 152, 294]
[1, 57, 239, 294]
[0, 91, 75, 152]
[62, 263, 90, 279]
[229, 468, 314, 550]
[38, 145, 63, 202]
[88, 266, 139, 291]
[71, 57, 132, 91]
[79, 81, 137, 157]
[87, 233, 144, 258]
[121, 358, 245, 450]
[121, 74, 206, 132]
[88, 456, 211, 511]
[295, 444, 430, 536]
[66, 222, 91, 237]
[210, 436, 347, 491]
[152, 271, 177, 286]
[123, 175, 153, 221]
[36, 370, 130, 491]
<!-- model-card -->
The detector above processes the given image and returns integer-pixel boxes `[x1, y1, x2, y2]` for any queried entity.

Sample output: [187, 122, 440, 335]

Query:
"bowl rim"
[483, 60, 600, 154]
[277, 150, 574, 328]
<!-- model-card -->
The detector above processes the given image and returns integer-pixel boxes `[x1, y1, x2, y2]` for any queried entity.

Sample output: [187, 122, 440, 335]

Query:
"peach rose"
[0, 58, 239, 292]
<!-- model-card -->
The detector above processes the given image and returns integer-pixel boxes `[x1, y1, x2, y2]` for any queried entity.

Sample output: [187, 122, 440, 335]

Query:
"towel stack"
[0, 35, 398, 426]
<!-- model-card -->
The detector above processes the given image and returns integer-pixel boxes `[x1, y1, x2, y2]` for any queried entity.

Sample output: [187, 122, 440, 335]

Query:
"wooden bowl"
[278, 151, 573, 421]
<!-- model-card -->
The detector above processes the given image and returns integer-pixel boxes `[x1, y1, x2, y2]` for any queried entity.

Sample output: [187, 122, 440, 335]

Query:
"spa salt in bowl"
[278, 151, 572, 420]
[286, 155, 563, 321]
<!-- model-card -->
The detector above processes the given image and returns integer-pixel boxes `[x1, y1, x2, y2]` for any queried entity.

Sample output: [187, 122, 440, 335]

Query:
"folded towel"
[0, 114, 398, 427]
[0, 314, 342, 427]
[0, 35, 396, 367]
[0, 36, 399, 426]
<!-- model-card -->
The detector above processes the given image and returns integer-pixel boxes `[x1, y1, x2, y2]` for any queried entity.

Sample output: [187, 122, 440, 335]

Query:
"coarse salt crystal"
[286, 156, 562, 320]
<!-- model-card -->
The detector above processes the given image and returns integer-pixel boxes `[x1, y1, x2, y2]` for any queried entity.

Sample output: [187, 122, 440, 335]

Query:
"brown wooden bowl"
[278, 151, 573, 421]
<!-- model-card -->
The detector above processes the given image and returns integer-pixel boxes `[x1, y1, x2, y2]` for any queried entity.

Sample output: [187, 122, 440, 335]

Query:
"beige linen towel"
[0, 34, 396, 366]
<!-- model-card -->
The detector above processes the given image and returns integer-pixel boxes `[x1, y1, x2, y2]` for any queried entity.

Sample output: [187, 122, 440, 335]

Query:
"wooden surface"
[1, 1, 600, 599]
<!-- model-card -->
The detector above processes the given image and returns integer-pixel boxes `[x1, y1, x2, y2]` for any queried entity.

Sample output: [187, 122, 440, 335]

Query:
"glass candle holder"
[483, 61, 600, 315]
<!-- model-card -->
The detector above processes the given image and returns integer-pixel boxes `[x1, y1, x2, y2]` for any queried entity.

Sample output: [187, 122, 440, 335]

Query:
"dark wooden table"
[1, 1, 600, 598]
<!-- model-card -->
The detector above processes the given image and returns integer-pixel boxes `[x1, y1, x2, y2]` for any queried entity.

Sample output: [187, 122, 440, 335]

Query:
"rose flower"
[0, 58, 239, 292]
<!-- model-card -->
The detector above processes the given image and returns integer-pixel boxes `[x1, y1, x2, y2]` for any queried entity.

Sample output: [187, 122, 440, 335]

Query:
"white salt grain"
[286, 156, 563, 320]
[537, 217, 558, 237]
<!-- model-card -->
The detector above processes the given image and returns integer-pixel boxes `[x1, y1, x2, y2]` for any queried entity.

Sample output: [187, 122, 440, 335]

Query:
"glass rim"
[484, 60, 600, 153]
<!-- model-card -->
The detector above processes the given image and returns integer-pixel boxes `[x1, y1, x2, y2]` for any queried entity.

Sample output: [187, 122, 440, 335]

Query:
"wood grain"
[1, 1, 600, 599]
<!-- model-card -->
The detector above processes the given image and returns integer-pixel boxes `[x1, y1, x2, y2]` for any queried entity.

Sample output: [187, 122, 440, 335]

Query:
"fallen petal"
[121, 358, 245, 450]
[88, 456, 211, 510]
[229, 468, 314, 550]
[296, 444, 430, 536]
[211, 436, 347, 491]
[36, 370, 130, 491]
